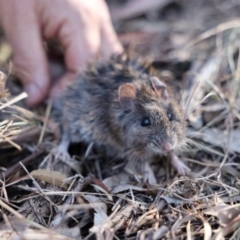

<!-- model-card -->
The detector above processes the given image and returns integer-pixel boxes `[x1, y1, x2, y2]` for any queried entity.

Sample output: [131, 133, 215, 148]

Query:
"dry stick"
[186, 19, 240, 48]
[218, 40, 240, 176]
[0, 179, 9, 202]
[184, 80, 200, 120]
[218, 106, 234, 172]
[0, 92, 28, 111]
[217, 112, 233, 184]
[8, 113, 30, 123]
[0, 120, 12, 135]
[8, 104, 38, 119]
[1, 60, 12, 82]
[227, 29, 238, 81]
[0, 120, 22, 150]
[62, 176, 78, 201]
[19, 162, 55, 206]
[0, 199, 46, 230]
[37, 100, 52, 147]
[197, 77, 229, 131]
[212, 207, 240, 239]
[50, 175, 92, 229]
[199, 109, 228, 132]
[0, 135, 21, 151]
[183, 157, 240, 167]
[186, 92, 216, 117]
[230, 36, 240, 104]
[1, 150, 44, 181]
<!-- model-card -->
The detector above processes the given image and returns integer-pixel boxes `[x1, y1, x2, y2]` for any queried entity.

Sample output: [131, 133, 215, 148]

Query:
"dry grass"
[1, 0, 240, 239]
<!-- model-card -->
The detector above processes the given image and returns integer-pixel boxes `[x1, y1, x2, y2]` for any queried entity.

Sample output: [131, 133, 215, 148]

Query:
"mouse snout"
[161, 142, 173, 152]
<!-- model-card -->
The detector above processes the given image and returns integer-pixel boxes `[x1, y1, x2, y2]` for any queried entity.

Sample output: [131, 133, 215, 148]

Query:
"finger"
[57, 9, 101, 73]
[101, 26, 123, 59]
[1, 1, 50, 106]
[99, 2, 123, 59]
[48, 7, 101, 97]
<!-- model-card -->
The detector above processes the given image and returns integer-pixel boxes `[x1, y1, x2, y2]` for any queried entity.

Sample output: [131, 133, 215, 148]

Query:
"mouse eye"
[168, 113, 173, 121]
[141, 117, 151, 126]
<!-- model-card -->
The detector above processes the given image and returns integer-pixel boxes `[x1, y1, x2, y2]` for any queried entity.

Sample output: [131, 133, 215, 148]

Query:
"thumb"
[11, 30, 50, 106]
[13, 41, 50, 106]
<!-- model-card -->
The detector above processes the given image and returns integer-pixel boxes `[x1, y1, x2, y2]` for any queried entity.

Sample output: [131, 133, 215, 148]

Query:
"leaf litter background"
[1, 0, 240, 239]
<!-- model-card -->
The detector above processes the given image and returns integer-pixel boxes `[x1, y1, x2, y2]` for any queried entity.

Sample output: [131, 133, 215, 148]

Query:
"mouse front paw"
[51, 145, 81, 173]
[169, 153, 190, 176]
[52, 144, 71, 163]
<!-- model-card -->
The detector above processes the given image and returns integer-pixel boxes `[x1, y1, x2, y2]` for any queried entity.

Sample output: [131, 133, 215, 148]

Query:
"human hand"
[0, 0, 123, 105]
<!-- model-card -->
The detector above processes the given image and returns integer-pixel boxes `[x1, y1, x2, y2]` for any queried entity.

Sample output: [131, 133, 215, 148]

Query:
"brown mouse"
[51, 54, 189, 175]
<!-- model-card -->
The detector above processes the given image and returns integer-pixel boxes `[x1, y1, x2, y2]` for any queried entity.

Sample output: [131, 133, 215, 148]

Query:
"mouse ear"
[150, 76, 168, 100]
[118, 83, 136, 110]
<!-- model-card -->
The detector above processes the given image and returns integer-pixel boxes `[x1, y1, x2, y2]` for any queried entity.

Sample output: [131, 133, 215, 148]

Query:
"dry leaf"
[204, 196, 240, 225]
[212, 215, 240, 240]
[83, 195, 108, 226]
[201, 128, 240, 154]
[103, 171, 131, 191]
[30, 169, 68, 189]
[153, 226, 168, 240]
[199, 216, 212, 240]
[0, 229, 75, 240]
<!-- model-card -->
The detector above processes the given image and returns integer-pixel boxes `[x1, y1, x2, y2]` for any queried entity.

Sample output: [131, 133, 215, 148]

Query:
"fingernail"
[25, 83, 41, 105]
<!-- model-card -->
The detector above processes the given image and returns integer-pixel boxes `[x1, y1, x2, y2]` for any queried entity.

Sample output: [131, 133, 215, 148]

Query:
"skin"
[0, 0, 123, 106]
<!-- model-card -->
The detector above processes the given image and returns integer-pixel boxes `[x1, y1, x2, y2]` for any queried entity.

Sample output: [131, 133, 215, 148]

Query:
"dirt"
[1, 0, 240, 239]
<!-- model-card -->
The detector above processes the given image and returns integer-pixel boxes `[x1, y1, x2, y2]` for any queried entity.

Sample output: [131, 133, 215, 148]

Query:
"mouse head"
[118, 76, 186, 157]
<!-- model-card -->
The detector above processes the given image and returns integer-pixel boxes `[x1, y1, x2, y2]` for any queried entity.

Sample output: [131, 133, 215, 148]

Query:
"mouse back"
[52, 53, 186, 161]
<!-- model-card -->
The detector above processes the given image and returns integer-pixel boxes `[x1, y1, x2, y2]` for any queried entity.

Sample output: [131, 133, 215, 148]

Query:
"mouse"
[51, 53, 189, 175]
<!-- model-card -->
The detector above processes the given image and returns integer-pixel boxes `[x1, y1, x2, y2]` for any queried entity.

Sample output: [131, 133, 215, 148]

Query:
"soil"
[1, 0, 240, 239]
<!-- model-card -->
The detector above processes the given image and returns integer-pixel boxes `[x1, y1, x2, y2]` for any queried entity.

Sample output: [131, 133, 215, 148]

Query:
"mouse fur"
[52, 54, 187, 173]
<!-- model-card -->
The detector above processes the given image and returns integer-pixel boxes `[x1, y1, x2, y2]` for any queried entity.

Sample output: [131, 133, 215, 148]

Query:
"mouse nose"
[162, 142, 173, 152]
